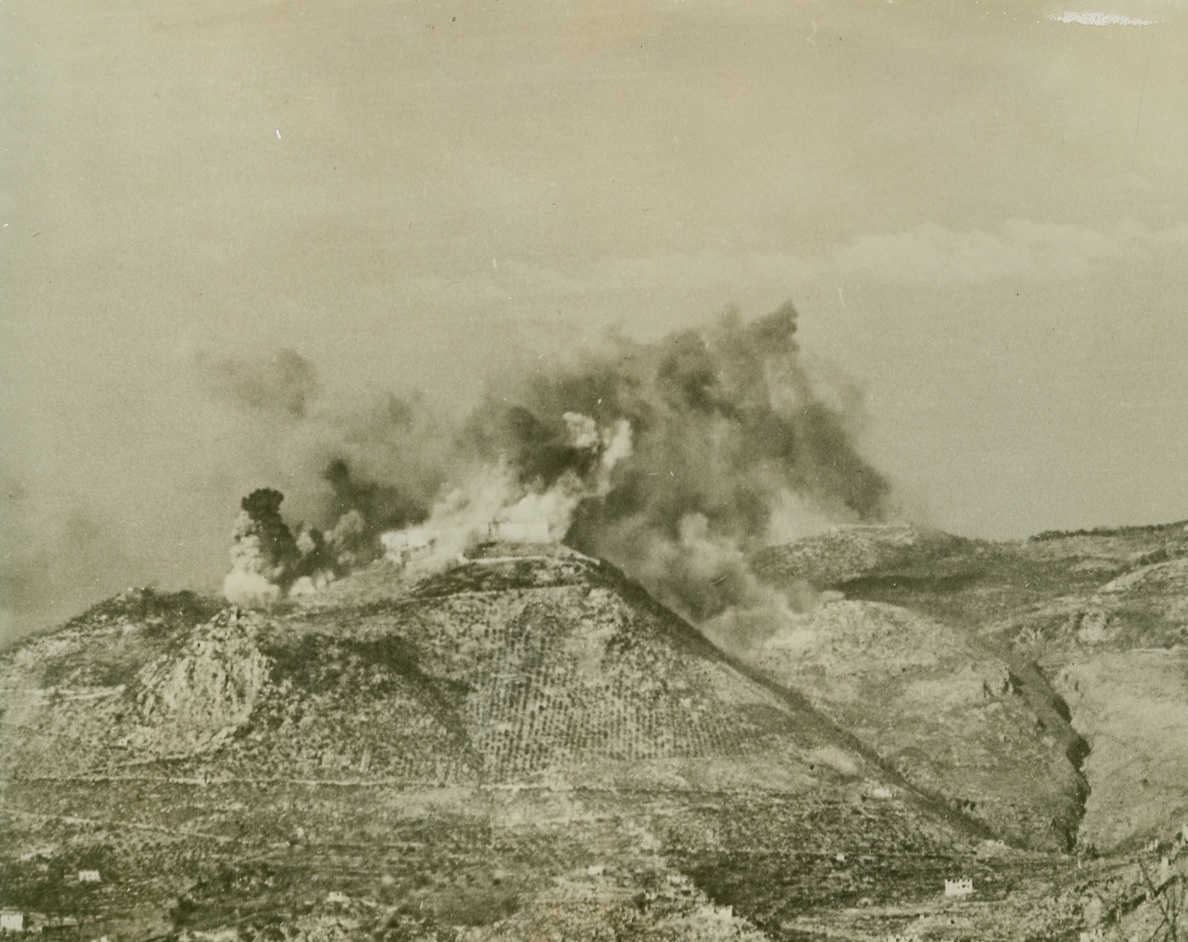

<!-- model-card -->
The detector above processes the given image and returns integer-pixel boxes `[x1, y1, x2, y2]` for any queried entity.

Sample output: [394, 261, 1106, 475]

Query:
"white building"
[0, 911, 24, 933]
[78, 869, 101, 883]
[944, 877, 974, 898]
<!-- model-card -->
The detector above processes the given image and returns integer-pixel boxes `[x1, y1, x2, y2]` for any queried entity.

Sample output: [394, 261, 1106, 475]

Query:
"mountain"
[1, 548, 991, 942]
[2, 536, 1186, 941]
[754, 522, 1188, 856]
[4, 549, 913, 790]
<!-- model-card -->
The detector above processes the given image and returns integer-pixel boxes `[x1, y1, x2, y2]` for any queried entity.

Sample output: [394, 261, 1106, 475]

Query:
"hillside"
[0, 551, 1013, 942]
[4, 551, 903, 789]
[754, 522, 1188, 856]
[751, 525, 974, 588]
[3, 535, 1186, 940]
[751, 598, 1087, 851]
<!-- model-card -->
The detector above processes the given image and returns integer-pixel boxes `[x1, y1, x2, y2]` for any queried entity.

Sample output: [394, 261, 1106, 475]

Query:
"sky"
[2, 0, 1187, 640]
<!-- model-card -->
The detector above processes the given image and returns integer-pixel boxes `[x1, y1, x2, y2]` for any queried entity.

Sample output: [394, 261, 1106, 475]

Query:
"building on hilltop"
[0, 911, 80, 935]
[39, 915, 80, 935]
[487, 516, 551, 544]
[381, 528, 436, 565]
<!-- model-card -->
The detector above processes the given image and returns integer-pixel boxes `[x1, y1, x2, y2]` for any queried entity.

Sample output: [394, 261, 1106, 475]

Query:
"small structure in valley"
[944, 877, 974, 898]
[77, 869, 101, 883]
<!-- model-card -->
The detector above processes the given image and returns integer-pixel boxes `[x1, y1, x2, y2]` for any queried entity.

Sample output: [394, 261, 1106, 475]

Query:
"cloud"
[833, 219, 1187, 287]
[404, 250, 822, 309]
[397, 221, 1188, 313]
[1046, 11, 1157, 25]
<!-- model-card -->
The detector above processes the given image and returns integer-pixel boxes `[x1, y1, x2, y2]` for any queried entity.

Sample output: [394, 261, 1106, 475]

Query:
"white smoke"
[216, 302, 893, 642]
[222, 498, 294, 606]
[378, 413, 632, 574]
[222, 568, 283, 608]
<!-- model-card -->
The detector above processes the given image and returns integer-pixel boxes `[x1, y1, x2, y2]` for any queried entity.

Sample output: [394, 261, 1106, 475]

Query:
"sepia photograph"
[2, 1, 1186, 939]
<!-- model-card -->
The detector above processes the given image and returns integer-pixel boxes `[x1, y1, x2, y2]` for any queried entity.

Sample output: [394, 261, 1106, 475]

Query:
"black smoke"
[470, 302, 890, 644]
[322, 459, 427, 535]
[218, 303, 891, 647]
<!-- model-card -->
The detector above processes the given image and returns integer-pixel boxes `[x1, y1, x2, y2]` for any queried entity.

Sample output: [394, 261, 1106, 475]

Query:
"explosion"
[223, 489, 299, 606]
[223, 489, 379, 605]
[377, 412, 633, 575]
[218, 302, 890, 649]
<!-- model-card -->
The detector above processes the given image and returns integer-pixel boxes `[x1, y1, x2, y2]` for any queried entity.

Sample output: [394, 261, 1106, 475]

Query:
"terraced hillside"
[1, 551, 1004, 941]
[4, 553, 906, 789]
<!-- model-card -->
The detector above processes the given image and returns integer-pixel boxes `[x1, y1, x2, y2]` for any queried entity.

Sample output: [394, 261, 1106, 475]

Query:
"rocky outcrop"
[132, 609, 271, 756]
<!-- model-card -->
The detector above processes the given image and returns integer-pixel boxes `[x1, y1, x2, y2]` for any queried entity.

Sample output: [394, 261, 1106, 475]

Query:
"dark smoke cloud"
[215, 303, 890, 649]
[472, 302, 890, 646]
[223, 488, 301, 605]
[516, 302, 890, 536]
[194, 350, 449, 534]
[323, 459, 427, 535]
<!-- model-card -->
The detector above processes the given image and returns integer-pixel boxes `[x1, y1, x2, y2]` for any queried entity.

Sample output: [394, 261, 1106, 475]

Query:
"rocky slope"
[4, 552, 914, 790]
[1007, 548, 1188, 854]
[3, 527, 1186, 940]
[0, 551, 993, 941]
[755, 522, 1188, 857]
[751, 597, 1087, 850]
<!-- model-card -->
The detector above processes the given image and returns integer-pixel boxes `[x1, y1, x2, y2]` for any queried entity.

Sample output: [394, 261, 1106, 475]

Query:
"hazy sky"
[3, 0, 1187, 639]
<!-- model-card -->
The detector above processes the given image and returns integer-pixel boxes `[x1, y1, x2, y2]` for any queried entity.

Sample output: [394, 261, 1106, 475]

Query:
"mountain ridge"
[3, 527, 1187, 941]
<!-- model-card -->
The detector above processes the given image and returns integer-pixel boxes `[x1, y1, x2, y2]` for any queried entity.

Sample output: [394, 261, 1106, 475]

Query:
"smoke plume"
[218, 303, 890, 648]
[492, 302, 890, 646]
[223, 489, 300, 606]
[380, 411, 634, 576]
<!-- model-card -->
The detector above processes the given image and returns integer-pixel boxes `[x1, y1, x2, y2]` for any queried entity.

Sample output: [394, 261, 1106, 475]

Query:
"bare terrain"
[2, 529, 1187, 941]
